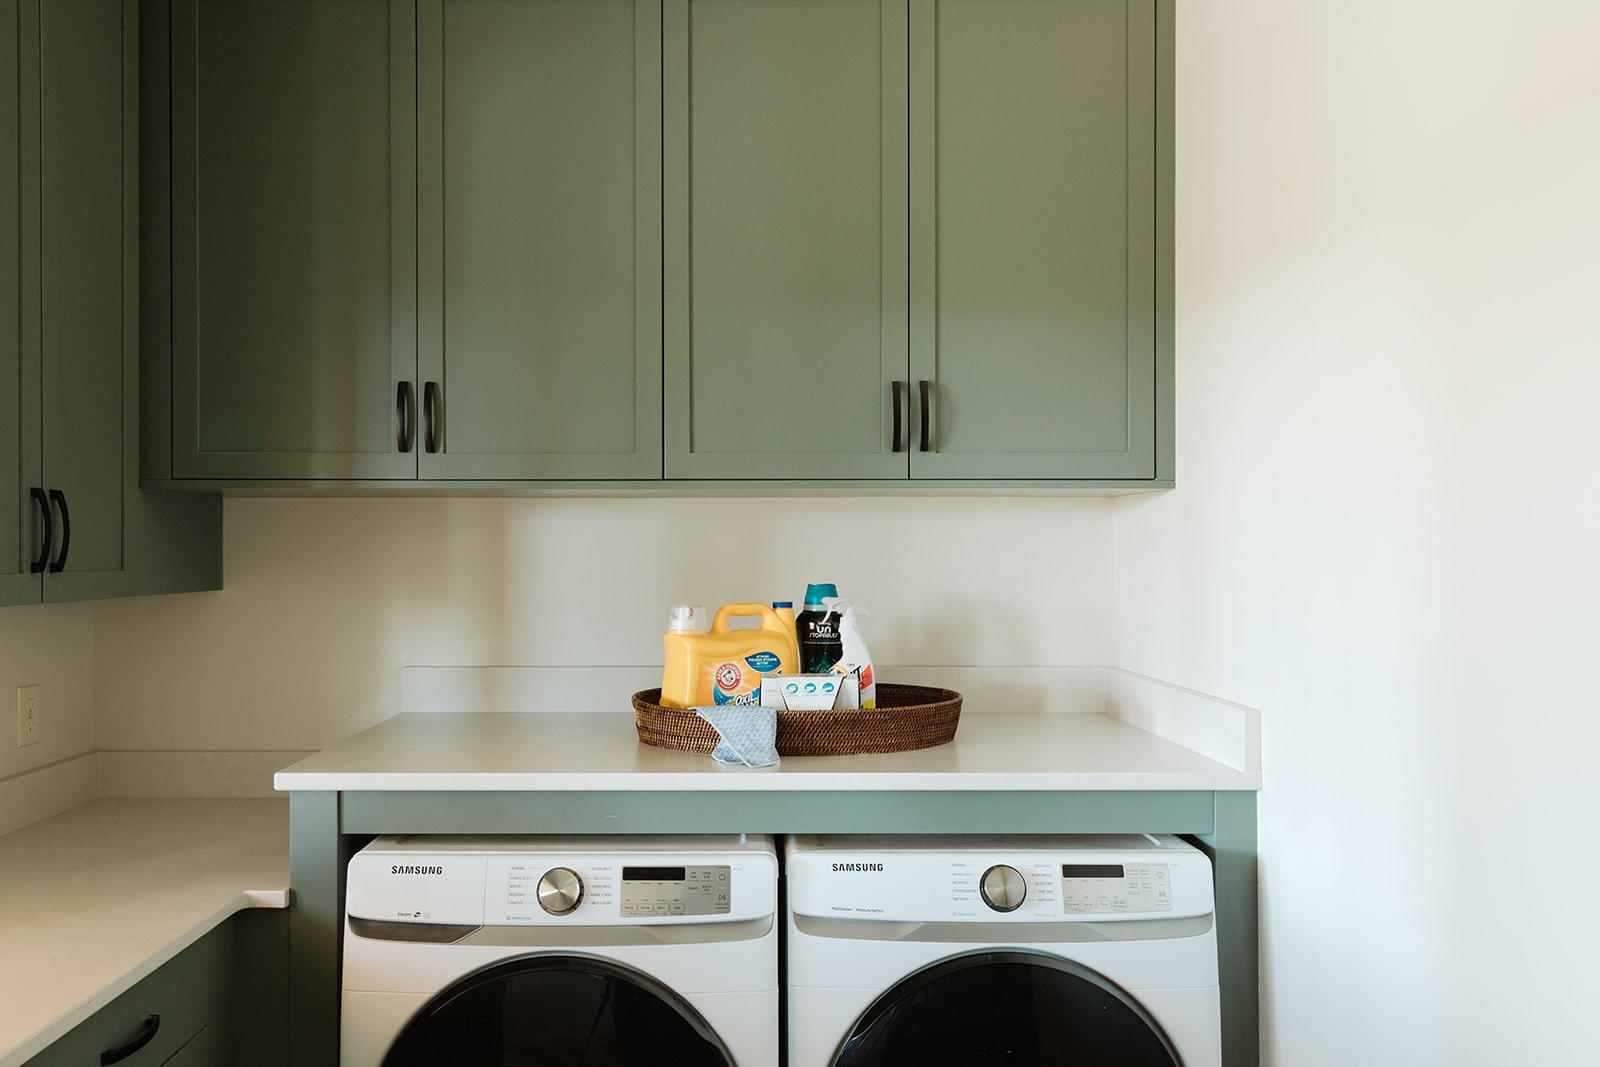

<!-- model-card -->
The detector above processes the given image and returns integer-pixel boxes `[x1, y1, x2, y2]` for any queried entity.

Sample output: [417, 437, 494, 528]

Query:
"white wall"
[1113, 2, 1600, 1063]
[0, 603, 94, 779]
[92, 495, 1114, 750]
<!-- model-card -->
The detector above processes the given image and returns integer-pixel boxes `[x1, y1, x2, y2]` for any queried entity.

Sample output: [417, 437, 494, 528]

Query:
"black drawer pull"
[48, 489, 70, 572]
[423, 380, 442, 454]
[29, 487, 50, 573]
[396, 381, 415, 453]
[101, 1014, 159, 1064]
[918, 379, 932, 452]
[891, 380, 906, 453]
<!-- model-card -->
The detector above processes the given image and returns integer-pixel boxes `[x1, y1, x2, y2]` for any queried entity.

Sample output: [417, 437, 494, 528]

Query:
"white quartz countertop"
[274, 711, 1259, 792]
[0, 798, 290, 1067]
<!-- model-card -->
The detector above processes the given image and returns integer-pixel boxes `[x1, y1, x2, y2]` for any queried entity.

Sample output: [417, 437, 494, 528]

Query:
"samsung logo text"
[391, 864, 444, 875]
[832, 862, 885, 872]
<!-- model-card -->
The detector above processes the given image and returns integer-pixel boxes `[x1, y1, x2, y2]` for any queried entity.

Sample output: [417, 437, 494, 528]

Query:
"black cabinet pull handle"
[891, 381, 906, 453]
[47, 490, 69, 572]
[100, 1013, 159, 1064]
[918, 380, 932, 452]
[29, 487, 50, 573]
[395, 381, 415, 453]
[423, 380, 441, 454]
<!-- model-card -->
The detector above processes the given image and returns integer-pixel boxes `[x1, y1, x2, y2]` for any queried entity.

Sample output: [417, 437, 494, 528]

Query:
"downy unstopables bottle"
[796, 583, 843, 674]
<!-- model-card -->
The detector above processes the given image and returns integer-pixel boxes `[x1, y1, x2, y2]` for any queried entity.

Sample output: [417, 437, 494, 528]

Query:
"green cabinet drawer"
[25, 921, 233, 1067]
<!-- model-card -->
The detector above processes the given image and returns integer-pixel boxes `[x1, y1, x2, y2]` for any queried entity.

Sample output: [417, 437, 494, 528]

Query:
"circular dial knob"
[980, 864, 1027, 912]
[537, 867, 585, 915]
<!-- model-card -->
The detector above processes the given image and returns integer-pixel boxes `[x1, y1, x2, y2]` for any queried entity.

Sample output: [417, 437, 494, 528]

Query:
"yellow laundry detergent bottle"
[661, 602, 798, 708]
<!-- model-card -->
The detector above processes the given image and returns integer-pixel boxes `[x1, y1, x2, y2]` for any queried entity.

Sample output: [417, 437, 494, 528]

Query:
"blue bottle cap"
[803, 583, 838, 608]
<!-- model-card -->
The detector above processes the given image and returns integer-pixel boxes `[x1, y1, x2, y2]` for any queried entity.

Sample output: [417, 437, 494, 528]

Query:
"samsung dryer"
[343, 834, 778, 1066]
[785, 834, 1220, 1067]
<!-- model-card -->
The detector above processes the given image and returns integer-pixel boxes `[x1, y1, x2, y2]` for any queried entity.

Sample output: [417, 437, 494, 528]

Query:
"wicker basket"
[632, 683, 962, 756]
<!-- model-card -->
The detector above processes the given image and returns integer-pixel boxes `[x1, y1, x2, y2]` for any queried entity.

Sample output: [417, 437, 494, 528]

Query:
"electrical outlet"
[17, 685, 39, 748]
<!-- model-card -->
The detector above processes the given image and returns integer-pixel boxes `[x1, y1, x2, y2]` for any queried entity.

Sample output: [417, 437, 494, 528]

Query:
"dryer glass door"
[380, 955, 735, 1066]
[833, 950, 1181, 1067]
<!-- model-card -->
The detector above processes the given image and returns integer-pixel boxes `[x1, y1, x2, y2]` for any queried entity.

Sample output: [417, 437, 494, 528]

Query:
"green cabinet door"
[3, 0, 219, 608]
[664, 0, 910, 480]
[1, 0, 35, 604]
[167, 0, 417, 480]
[908, 0, 1166, 481]
[38, 0, 129, 588]
[416, 0, 662, 480]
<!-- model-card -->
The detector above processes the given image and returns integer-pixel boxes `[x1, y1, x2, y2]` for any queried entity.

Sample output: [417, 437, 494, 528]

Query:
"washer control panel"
[619, 865, 732, 917]
[346, 837, 774, 927]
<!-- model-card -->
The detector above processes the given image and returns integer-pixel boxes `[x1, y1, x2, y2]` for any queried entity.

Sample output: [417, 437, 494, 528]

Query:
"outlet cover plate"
[17, 685, 39, 747]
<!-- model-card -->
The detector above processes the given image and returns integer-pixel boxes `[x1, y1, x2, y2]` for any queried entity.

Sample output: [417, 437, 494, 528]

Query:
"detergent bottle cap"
[667, 604, 706, 633]
[803, 583, 838, 609]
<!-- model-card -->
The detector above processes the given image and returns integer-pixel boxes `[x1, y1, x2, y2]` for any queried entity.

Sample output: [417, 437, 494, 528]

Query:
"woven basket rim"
[631, 683, 961, 756]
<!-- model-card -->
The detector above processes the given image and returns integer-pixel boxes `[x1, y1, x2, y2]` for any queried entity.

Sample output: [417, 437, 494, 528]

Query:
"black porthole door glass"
[834, 950, 1183, 1067]
[381, 955, 736, 1067]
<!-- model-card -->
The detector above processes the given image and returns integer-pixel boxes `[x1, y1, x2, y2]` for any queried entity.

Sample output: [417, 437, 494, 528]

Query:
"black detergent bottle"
[796, 583, 844, 674]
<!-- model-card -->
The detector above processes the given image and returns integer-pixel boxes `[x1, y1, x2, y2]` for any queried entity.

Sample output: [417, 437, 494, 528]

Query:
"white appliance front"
[342, 834, 778, 1066]
[786, 834, 1221, 1067]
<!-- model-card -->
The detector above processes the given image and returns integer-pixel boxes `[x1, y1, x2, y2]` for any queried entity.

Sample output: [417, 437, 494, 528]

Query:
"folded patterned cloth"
[692, 705, 780, 767]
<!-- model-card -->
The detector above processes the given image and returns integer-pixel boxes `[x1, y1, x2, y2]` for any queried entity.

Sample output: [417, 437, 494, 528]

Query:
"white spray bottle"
[822, 597, 875, 709]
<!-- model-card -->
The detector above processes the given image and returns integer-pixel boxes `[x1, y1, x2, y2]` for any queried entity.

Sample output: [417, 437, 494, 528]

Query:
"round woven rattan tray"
[632, 683, 962, 756]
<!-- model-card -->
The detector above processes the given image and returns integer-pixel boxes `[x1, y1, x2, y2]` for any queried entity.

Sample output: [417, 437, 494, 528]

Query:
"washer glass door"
[380, 955, 735, 1066]
[833, 950, 1182, 1066]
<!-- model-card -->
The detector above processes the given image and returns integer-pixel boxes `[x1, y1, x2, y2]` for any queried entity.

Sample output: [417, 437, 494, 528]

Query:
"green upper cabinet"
[165, 0, 417, 480]
[666, 0, 1169, 483]
[907, 0, 1165, 481]
[416, 0, 662, 480]
[145, 0, 1171, 490]
[159, 0, 660, 482]
[1, 0, 26, 601]
[663, 0, 909, 480]
[3, 0, 219, 609]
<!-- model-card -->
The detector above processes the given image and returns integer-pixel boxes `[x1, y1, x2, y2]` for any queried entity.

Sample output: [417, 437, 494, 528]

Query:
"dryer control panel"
[1059, 861, 1172, 914]
[787, 835, 1212, 924]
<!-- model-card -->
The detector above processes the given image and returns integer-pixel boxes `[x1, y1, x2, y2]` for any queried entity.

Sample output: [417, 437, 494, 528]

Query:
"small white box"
[760, 672, 860, 711]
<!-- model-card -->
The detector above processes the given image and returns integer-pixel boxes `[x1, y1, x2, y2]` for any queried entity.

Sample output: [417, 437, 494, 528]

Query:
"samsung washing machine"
[342, 834, 778, 1066]
[785, 835, 1221, 1067]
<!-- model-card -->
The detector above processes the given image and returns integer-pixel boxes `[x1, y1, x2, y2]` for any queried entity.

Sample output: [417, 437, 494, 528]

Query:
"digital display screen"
[623, 866, 687, 882]
[1061, 864, 1125, 879]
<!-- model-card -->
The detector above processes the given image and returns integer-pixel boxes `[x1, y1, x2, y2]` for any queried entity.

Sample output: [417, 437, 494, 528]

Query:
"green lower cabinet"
[26, 910, 286, 1067]
[3, 0, 219, 608]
